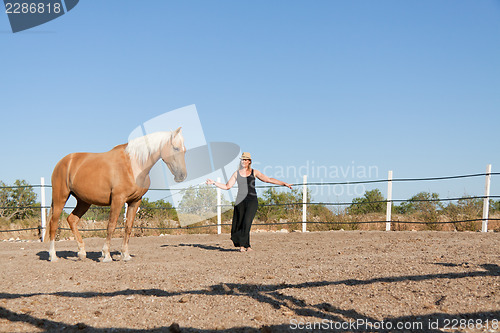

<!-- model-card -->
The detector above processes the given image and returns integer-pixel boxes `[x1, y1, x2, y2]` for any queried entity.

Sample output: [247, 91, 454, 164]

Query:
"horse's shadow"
[161, 243, 237, 252]
[36, 250, 122, 262]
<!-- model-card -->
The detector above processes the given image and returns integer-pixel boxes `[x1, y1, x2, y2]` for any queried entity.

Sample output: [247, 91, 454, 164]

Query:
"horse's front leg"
[102, 199, 125, 263]
[121, 200, 141, 261]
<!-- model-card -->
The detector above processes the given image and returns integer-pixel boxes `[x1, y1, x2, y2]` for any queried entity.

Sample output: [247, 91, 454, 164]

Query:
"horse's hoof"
[101, 256, 113, 263]
[49, 256, 59, 262]
[123, 255, 132, 261]
[78, 252, 87, 260]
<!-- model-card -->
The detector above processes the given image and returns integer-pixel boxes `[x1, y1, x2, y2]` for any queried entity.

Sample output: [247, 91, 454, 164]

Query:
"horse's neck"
[129, 149, 162, 188]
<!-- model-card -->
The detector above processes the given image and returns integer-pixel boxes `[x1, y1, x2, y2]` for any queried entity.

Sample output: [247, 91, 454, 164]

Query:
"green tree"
[395, 192, 443, 228]
[348, 189, 386, 215]
[491, 199, 500, 213]
[83, 207, 111, 221]
[0, 179, 37, 220]
[137, 197, 178, 221]
[177, 185, 231, 220]
[256, 187, 304, 222]
[443, 196, 482, 231]
[178, 185, 218, 215]
[396, 192, 443, 216]
[443, 196, 482, 220]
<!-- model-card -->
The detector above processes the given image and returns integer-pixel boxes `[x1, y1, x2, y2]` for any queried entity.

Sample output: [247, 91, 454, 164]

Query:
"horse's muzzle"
[174, 173, 187, 182]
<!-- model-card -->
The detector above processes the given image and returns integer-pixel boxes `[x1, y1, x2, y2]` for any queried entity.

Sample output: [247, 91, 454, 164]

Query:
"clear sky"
[1, 0, 499, 205]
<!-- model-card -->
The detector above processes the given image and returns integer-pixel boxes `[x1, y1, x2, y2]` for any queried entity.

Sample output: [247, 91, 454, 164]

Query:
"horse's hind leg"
[67, 199, 91, 260]
[47, 182, 70, 262]
[47, 201, 65, 262]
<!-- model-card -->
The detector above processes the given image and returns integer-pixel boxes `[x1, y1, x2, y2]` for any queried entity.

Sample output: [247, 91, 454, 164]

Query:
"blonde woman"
[206, 152, 292, 252]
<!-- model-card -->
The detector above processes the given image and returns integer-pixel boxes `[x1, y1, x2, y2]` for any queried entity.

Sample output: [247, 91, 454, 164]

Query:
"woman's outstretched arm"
[254, 169, 292, 189]
[206, 172, 237, 190]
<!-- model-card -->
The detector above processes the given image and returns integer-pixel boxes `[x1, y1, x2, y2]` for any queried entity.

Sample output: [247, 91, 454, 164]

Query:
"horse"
[44, 127, 187, 262]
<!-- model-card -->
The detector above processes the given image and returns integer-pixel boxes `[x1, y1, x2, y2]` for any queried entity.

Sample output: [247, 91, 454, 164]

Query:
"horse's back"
[51, 145, 133, 205]
[53, 145, 127, 176]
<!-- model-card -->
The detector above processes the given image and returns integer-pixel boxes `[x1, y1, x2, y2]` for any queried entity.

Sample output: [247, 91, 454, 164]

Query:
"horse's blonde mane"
[125, 131, 171, 164]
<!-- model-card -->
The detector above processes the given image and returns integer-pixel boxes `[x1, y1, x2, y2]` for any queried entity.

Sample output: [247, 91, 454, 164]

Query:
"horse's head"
[161, 127, 187, 182]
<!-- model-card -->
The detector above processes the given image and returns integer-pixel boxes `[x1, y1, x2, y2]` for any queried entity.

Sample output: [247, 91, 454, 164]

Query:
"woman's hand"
[206, 179, 215, 185]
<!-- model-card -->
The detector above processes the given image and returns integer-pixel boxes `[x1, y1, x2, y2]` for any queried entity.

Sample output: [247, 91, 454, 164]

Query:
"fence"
[1, 164, 499, 240]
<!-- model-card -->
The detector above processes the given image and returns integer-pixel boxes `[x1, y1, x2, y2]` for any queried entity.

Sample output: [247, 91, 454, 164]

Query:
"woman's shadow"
[161, 243, 238, 252]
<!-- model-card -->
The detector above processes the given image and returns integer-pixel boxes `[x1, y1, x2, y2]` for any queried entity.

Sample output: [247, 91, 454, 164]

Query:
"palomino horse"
[45, 128, 187, 262]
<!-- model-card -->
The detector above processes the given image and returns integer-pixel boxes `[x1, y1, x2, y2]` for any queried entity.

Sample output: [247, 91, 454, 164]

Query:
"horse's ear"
[173, 127, 182, 137]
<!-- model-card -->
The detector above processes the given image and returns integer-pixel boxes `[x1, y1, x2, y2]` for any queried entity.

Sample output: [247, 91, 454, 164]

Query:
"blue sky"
[1, 0, 499, 205]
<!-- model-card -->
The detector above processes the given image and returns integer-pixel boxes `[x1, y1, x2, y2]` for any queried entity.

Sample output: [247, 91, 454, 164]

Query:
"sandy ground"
[0, 230, 499, 333]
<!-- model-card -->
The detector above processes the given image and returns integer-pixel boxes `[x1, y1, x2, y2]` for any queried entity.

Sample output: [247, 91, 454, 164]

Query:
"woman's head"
[240, 152, 252, 169]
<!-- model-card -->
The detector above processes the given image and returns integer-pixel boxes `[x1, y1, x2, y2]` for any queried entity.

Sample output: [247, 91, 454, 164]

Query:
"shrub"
[348, 189, 386, 215]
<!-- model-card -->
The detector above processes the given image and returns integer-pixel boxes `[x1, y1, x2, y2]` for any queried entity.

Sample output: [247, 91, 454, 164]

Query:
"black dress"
[231, 169, 258, 248]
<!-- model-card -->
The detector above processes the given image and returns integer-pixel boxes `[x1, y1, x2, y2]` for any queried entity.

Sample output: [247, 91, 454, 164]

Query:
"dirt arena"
[0, 231, 499, 332]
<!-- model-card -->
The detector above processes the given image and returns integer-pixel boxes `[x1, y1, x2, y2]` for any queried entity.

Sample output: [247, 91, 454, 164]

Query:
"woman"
[206, 152, 292, 252]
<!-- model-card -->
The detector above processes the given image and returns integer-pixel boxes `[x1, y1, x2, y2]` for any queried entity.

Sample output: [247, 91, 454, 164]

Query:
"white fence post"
[124, 203, 128, 224]
[482, 164, 492, 232]
[40, 177, 47, 241]
[302, 175, 307, 232]
[217, 177, 222, 235]
[386, 170, 393, 231]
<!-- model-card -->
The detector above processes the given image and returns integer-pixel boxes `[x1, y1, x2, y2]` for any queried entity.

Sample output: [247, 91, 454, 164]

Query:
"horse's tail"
[43, 204, 54, 242]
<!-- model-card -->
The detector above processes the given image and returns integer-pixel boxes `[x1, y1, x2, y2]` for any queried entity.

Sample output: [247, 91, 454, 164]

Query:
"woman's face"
[241, 159, 251, 168]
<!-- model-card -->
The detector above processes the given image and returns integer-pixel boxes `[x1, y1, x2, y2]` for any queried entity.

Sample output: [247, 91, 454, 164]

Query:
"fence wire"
[2, 171, 499, 191]
[1, 171, 499, 233]
[8, 218, 494, 234]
